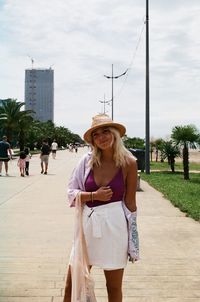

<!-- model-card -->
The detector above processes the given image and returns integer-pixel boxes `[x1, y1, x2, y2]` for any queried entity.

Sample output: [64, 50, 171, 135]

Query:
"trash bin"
[129, 149, 145, 191]
[129, 148, 145, 172]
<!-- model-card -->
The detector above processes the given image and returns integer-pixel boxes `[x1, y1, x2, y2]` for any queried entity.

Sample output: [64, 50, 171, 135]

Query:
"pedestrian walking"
[17, 150, 26, 177]
[0, 136, 12, 176]
[69, 144, 73, 152]
[24, 147, 32, 176]
[40, 140, 51, 174]
[51, 139, 58, 159]
[63, 114, 139, 302]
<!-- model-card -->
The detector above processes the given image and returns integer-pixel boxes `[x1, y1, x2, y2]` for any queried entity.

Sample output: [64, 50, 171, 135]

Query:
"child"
[24, 147, 32, 176]
[17, 150, 26, 177]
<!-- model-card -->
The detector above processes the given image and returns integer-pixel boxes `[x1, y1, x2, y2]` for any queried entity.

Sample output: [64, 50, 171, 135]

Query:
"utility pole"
[145, 0, 150, 174]
[99, 94, 111, 114]
[104, 64, 128, 120]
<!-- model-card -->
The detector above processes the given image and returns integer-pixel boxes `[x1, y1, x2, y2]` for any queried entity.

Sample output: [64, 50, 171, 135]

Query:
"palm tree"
[0, 99, 19, 141]
[171, 125, 200, 180]
[150, 138, 164, 162]
[160, 140, 180, 173]
[0, 99, 34, 147]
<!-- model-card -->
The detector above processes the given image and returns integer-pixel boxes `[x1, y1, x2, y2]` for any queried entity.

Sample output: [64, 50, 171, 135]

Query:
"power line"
[114, 18, 145, 100]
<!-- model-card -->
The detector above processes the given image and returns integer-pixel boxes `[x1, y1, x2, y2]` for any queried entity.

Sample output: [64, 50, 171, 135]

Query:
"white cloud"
[0, 0, 200, 139]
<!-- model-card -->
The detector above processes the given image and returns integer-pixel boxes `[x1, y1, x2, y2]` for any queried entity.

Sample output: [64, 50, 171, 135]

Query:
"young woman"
[64, 114, 139, 302]
[17, 150, 26, 177]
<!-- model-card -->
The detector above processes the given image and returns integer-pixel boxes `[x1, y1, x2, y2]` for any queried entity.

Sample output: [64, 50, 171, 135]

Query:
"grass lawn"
[141, 171, 200, 222]
[150, 161, 200, 171]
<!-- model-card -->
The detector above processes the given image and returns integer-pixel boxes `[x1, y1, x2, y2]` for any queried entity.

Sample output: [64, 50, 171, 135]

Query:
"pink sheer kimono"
[68, 153, 96, 301]
[70, 193, 96, 302]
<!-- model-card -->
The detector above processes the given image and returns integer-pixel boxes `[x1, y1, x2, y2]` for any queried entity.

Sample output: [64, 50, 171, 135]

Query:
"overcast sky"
[0, 0, 200, 140]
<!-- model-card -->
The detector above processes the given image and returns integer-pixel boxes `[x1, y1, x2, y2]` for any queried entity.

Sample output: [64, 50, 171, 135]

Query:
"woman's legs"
[5, 161, 8, 174]
[0, 161, 3, 174]
[63, 266, 124, 302]
[104, 269, 124, 302]
[63, 265, 93, 302]
[63, 266, 72, 302]
[20, 166, 25, 176]
[41, 161, 44, 173]
[25, 161, 29, 175]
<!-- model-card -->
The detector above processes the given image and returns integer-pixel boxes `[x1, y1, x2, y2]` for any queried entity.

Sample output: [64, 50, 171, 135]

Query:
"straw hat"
[83, 113, 126, 144]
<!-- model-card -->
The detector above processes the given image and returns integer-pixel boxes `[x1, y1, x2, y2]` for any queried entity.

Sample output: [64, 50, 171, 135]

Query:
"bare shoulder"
[123, 155, 137, 176]
[126, 155, 137, 168]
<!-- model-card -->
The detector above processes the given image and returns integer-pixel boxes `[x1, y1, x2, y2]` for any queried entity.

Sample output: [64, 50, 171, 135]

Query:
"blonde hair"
[89, 127, 132, 168]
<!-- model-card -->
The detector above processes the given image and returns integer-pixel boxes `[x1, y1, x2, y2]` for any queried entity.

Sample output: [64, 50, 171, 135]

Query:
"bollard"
[137, 174, 142, 191]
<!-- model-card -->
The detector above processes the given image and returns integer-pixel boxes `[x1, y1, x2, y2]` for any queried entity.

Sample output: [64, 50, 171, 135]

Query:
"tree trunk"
[155, 149, 158, 162]
[19, 131, 25, 151]
[170, 156, 175, 173]
[6, 127, 13, 144]
[183, 143, 189, 180]
[150, 150, 153, 162]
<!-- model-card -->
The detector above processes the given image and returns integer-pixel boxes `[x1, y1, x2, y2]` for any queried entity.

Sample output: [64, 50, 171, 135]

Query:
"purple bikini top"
[85, 168, 125, 208]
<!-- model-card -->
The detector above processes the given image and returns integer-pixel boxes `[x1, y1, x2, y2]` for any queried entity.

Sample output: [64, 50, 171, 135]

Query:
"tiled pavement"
[0, 148, 200, 302]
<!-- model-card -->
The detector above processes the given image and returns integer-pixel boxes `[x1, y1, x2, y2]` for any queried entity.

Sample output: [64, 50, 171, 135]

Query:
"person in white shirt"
[51, 140, 58, 159]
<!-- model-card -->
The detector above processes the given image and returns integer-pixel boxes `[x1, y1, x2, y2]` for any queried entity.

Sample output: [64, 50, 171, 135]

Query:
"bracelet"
[91, 192, 94, 202]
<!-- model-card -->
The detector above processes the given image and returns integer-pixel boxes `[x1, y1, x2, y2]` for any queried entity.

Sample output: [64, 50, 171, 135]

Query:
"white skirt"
[82, 201, 128, 270]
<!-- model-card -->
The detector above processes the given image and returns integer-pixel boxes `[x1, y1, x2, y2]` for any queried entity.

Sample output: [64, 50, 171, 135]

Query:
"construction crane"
[27, 55, 34, 69]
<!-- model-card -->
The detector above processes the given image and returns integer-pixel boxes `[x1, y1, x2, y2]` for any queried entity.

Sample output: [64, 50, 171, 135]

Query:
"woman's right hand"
[94, 186, 113, 201]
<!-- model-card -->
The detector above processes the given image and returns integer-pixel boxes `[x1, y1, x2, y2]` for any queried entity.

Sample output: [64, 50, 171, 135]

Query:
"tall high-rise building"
[25, 68, 54, 122]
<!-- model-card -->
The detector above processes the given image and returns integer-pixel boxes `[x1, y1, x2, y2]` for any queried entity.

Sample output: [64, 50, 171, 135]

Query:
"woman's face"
[92, 127, 114, 150]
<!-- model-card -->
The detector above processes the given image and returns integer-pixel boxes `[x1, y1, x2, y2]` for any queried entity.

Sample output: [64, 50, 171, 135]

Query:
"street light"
[145, 0, 150, 174]
[104, 64, 128, 120]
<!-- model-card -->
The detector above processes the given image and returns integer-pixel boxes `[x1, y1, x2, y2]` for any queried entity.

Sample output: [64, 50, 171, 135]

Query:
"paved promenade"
[0, 148, 200, 302]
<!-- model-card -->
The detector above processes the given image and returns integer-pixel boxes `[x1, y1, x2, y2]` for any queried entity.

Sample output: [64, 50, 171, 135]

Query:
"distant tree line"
[0, 99, 83, 151]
